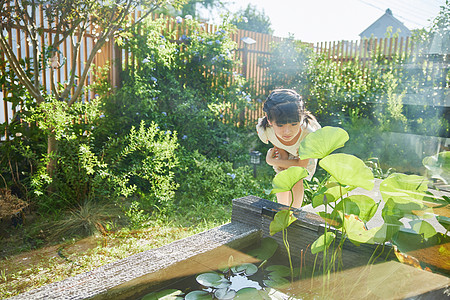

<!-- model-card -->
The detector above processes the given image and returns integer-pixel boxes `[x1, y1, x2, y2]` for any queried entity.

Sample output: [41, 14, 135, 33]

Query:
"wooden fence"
[1, 11, 447, 133]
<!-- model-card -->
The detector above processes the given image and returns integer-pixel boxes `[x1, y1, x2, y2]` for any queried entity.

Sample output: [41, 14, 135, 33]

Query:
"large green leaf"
[298, 126, 349, 159]
[409, 220, 437, 239]
[271, 167, 308, 194]
[185, 290, 212, 300]
[312, 182, 352, 208]
[335, 195, 378, 223]
[343, 214, 380, 245]
[266, 265, 291, 278]
[269, 210, 297, 236]
[247, 237, 278, 261]
[311, 232, 336, 254]
[196, 272, 227, 288]
[380, 173, 429, 206]
[319, 153, 374, 191]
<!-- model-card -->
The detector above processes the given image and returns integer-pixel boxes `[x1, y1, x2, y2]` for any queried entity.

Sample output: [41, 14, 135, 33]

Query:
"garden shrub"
[174, 150, 269, 207]
[99, 16, 254, 165]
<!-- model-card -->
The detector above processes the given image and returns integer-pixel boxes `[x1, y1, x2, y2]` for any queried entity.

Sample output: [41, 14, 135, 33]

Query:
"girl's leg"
[276, 180, 304, 209]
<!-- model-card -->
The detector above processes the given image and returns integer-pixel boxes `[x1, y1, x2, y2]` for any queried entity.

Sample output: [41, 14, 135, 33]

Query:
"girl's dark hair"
[260, 89, 316, 129]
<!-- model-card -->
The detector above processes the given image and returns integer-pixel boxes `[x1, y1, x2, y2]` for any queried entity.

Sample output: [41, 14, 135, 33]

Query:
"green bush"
[175, 150, 268, 207]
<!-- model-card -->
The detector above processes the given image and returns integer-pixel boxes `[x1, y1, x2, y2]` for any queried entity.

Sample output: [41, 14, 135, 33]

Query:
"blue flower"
[142, 58, 150, 63]
[215, 40, 221, 44]
[182, 135, 188, 140]
[165, 130, 172, 135]
[207, 41, 213, 45]
[150, 76, 157, 82]
[162, 112, 167, 116]
[176, 16, 182, 23]
[100, 114, 105, 118]
[227, 173, 236, 179]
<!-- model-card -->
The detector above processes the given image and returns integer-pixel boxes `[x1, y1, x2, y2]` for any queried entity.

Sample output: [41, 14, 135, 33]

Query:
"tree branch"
[0, 32, 44, 103]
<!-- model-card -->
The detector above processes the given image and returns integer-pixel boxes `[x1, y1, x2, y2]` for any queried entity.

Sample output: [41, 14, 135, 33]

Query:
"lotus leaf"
[335, 195, 378, 223]
[298, 126, 349, 159]
[271, 167, 308, 194]
[311, 232, 336, 254]
[269, 210, 297, 236]
[380, 173, 429, 206]
[319, 153, 374, 191]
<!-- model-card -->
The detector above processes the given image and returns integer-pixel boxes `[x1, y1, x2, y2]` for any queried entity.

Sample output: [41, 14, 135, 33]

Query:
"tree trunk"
[46, 134, 58, 178]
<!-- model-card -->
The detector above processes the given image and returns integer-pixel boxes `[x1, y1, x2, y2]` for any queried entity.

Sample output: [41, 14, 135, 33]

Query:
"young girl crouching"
[256, 89, 321, 208]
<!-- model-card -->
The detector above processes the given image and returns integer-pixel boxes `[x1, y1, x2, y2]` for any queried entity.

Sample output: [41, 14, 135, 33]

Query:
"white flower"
[185, 15, 193, 20]
[176, 16, 183, 23]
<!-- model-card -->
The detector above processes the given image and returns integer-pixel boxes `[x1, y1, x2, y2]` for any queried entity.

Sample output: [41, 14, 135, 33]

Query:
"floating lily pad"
[263, 275, 290, 289]
[196, 272, 226, 288]
[214, 288, 236, 300]
[233, 263, 258, 276]
[265, 265, 291, 278]
[247, 237, 278, 261]
[185, 290, 212, 300]
[234, 287, 270, 299]
[141, 289, 183, 300]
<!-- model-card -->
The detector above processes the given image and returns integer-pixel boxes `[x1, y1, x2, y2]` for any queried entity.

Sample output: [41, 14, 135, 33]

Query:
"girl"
[256, 89, 321, 209]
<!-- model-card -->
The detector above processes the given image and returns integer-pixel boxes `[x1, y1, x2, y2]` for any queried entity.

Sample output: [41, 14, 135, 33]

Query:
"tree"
[231, 4, 272, 34]
[0, 0, 185, 176]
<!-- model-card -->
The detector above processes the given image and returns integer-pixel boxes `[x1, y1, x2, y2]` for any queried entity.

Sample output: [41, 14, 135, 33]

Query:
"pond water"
[132, 236, 450, 300]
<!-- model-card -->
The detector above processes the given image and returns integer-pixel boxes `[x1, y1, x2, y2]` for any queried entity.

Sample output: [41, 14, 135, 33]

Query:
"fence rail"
[1, 11, 448, 133]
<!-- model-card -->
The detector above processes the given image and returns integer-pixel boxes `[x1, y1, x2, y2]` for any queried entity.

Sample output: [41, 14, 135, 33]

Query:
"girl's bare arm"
[266, 147, 309, 169]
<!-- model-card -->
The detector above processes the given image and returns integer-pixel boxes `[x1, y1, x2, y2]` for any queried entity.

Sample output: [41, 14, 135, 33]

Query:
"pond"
[135, 235, 449, 300]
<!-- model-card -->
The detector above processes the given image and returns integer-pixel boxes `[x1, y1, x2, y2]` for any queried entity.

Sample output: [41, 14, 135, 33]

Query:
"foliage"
[175, 150, 267, 207]
[230, 4, 273, 34]
[30, 118, 179, 215]
[101, 16, 253, 163]
[269, 126, 449, 281]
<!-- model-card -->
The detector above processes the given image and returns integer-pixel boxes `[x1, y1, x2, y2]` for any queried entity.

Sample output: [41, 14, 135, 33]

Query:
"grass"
[0, 202, 232, 299]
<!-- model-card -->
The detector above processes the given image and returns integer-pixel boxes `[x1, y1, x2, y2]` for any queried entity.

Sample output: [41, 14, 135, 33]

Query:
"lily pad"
[214, 288, 236, 300]
[298, 126, 349, 159]
[319, 153, 374, 191]
[196, 272, 226, 288]
[141, 289, 183, 300]
[263, 275, 290, 289]
[185, 290, 212, 300]
[266, 265, 291, 277]
[269, 210, 297, 236]
[247, 237, 278, 261]
[234, 288, 270, 299]
[233, 263, 258, 276]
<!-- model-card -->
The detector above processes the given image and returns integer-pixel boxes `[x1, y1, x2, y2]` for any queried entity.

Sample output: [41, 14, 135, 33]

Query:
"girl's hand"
[266, 147, 289, 167]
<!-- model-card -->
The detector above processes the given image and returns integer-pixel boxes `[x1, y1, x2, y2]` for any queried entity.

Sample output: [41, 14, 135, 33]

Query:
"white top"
[256, 117, 321, 181]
